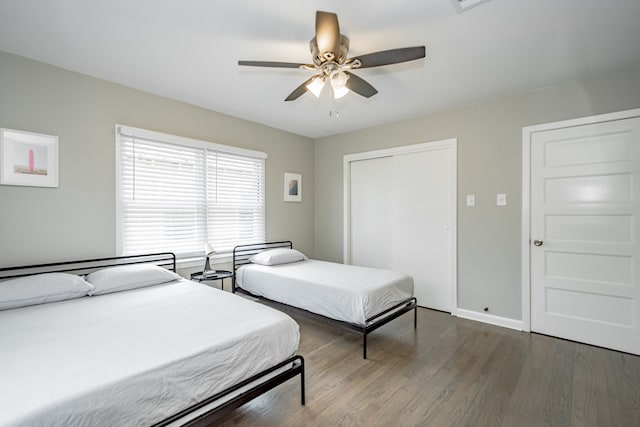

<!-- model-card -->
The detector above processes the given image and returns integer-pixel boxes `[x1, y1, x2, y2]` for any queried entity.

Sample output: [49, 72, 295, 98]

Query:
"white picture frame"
[0, 128, 59, 188]
[284, 172, 302, 202]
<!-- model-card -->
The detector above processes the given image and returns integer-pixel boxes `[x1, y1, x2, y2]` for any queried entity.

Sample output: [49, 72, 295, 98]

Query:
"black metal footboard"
[362, 297, 418, 359]
[154, 355, 305, 426]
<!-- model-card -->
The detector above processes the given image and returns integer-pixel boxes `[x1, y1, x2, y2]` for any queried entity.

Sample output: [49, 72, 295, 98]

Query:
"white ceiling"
[1, 0, 639, 139]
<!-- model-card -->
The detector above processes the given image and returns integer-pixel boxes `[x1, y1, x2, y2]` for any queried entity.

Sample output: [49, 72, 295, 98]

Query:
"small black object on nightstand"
[190, 270, 233, 291]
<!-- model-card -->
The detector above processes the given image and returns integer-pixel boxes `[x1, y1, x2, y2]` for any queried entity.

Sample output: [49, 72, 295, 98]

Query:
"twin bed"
[0, 253, 304, 427]
[1, 243, 416, 425]
[233, 241, 417, 359]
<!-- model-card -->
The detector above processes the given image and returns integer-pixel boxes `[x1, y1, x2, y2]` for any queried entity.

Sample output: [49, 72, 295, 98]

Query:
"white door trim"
[521, 108, 640, 332]
[343, 139, 458, 315]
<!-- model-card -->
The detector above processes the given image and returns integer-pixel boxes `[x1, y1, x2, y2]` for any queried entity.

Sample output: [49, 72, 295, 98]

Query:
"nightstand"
[190, 270, 233, 291]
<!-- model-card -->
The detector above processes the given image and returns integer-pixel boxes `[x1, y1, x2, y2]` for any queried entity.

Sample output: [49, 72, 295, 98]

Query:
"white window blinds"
[116, 125, 266, 259]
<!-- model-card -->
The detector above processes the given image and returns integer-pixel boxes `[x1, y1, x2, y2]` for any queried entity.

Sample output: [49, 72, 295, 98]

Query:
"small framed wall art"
[284, 172, 302, 202]
[0, 128, 59, 188]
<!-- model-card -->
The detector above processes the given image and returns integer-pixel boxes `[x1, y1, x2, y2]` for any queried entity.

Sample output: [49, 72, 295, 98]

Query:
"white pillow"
[249, 248, 307, 266]
[87, 264, 181, 296]
[0, 273, 93, 310]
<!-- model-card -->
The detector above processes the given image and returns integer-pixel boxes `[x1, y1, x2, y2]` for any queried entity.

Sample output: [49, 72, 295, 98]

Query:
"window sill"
[176, 254, 232, 270]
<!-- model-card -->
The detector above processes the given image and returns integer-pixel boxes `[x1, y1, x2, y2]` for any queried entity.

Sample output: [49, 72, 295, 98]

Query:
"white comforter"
[236, 259, 414, 325]
[0, 279, 299, 427]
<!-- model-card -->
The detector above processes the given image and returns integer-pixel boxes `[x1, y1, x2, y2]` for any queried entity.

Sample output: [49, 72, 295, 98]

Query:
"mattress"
[0, 279, 300, 427]
[236, 259, 414, 325]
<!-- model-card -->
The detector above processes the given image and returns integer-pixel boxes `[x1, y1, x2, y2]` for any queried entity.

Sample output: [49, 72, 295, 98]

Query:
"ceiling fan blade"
[351, 46, 426, 69]
[315, 11, 341, 62]
[285, 76, 316, 101]
[238, 60, 307, 69]
[344, 72, 378, 98]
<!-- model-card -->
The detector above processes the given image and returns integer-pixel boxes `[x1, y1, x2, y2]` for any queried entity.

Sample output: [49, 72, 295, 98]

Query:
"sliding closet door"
[346, 140, 456, 312]
[390, 149, 452, 312]
[349, 156, 392, 268]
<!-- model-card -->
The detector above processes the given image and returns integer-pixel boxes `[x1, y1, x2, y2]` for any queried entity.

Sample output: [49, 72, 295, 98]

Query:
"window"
[115, 125, 266, 259]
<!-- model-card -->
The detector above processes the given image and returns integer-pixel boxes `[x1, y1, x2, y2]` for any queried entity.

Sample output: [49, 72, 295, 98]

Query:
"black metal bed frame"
[0, 252, 305, 426]
[232, 241, 418, 359]
[0, 252, 178, 279]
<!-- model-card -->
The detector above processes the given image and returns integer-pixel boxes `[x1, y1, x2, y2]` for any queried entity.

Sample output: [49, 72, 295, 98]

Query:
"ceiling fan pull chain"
[328, 86, 340, 118]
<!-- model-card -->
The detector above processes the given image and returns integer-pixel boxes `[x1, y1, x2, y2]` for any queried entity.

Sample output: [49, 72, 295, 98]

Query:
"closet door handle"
[533, 240, 543, 246]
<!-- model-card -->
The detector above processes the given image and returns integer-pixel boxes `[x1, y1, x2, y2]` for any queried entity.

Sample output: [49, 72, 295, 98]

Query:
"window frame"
[115, 124, 267, 262]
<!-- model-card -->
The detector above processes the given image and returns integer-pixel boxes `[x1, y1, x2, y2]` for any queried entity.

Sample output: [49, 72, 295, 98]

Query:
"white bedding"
[236, 259, 414, 325]
[0, 279, 299, 427]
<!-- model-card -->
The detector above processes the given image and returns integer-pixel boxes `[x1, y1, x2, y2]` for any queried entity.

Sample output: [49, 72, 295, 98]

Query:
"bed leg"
[363, 332, 368, 359]
[300, 361, 306, 405]
[414, 305, 417, 328]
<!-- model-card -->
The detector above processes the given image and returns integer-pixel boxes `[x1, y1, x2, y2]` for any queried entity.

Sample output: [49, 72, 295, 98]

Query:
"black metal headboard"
[232, 241, 292, 292]
[0, 252, 177, 281]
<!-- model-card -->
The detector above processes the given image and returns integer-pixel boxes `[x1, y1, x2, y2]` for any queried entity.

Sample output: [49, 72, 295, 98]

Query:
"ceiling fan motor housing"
[310, 35, 350, 66]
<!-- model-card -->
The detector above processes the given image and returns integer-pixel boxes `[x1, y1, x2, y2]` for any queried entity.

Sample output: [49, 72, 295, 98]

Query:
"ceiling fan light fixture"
[330, 70, 349, 88]
[332, 85, 349, 99]
[329, 70, 350, 99]
[306, 76, 325, 97]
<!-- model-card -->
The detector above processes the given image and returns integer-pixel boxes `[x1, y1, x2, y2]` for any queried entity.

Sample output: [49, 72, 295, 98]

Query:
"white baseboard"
[455, 308, 523, 331]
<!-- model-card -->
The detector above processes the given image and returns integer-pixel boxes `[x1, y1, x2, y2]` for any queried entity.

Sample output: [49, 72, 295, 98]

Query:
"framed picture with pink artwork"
[284, 172, 301, 202]
[0, 128, 59, 188]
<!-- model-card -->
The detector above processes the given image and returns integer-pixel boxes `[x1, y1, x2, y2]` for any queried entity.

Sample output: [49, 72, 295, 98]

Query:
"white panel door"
[531, 117, 640, 354]
[390, 149, 452, 311]
[350, 156, 392, 269]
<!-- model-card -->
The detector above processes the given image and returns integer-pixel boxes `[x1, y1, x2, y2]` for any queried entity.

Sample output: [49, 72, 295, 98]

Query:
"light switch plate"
[466, 195, 475, 206]
[497, 193, 507, 206]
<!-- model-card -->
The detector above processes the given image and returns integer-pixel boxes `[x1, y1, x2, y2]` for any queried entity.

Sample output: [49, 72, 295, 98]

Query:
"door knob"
[533, 240, 543, 246]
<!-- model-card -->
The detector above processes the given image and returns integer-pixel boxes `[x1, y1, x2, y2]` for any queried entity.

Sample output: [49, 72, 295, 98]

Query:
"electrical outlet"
[466, 195, 475, 206]
[497, 193, 507, 206]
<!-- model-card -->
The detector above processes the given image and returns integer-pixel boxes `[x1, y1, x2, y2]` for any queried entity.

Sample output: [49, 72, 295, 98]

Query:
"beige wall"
[314, 63, 640, 321]
[3, 48, 640, 323]
[0, 51, 314, 266]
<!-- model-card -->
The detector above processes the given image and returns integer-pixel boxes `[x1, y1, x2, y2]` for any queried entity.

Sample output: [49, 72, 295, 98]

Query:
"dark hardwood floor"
[216, 307, 640, 426]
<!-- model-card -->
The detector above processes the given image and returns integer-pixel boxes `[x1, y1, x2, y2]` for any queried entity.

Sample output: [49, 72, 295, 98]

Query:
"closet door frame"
[343, 138, 458, 314]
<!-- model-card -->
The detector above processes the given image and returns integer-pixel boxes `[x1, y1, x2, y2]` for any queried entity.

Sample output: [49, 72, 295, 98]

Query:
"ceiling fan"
[238, 11, 426, 102]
